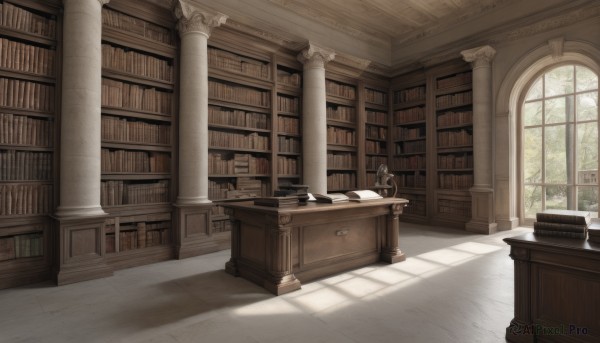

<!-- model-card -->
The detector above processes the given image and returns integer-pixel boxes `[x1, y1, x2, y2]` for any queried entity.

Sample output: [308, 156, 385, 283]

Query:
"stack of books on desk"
[588, 223, 600, 243]
[254, 196, 299, 208]
[534, 210, 590, 239]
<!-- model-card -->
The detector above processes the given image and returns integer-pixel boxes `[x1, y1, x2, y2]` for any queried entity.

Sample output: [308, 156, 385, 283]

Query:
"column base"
[466, 187, 497, 234]
[55, 205, 106, 218]
[176, 196, 212, 205]
[174, 203, 229, 259]
[497, 217, 520, 230]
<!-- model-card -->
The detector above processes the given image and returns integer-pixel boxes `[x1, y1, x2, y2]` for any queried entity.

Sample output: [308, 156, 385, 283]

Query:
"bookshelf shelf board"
[0, 27, 56, 46]
[101, 106, 171, 120]
[208, 174, 270, 178]
[327, 144, 357, 152]
[101, 141, 172, 152]
[395, 119, 426, 126]
[0, 179, 52, 184]
[276, 84, 301, 95]
[437, 168, 473, 172]
[0, 106, 54, 118]
[208, 66, 272, 87]
[277, 132, 301, 138]
[437, 146, 473, 153]
[326, 167, 357, 171]
[394, 152, 426, 157]
[327, 119, 356, 129]
[436, 123, 473, 130]
[436, 102, 473, 112]
[365, 137, 387, 142]
[208, 123, 271, 134]
[0, 68, 55, 84]
[396, 188, 427, 194]
[0, 213, 51, 219]
[0, 226, 45, 238]
[326, 95, 356, 107]
[105, 244, 172, 262]
[435, 83, 472, 96]
[102, 202, 172, 212]
[208, 98, 270, 113]
[437, 186, 472, 191]
[394, 136, 426, 143]
[277, 111, 300, 117]
[101, 69, 173, 90]
[393, 100, 425, 110]
[211, 214, 230, 221]
[365, 102, 388, 111]
[436, 189, 472, 196]
[208, 146, 271, 154]
[213, 196, 259, 203]
[277, 175, 301, 178]
[366, 153, 388, 157]
[101, 173, 171, 180]
[0, 144, 52, 151]
[277, 152, 301, 156]
[366, 121, 388, 128]
[102, 27, 176, 58]
[395, 168, 427, 172]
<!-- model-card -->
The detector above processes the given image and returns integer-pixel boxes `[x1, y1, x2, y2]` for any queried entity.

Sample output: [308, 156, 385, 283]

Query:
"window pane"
[577, 122, 598, 182]
[577, 92, 598, 121]
[545, 65, 574, 97]
[524, 127, 542, 183]
[545, 96, 574, 124]
[578, 186, 598, 218]
[524, 185, 542, 218]
[523, 101, 542, 126]
[526, 77, 543, 101]
[545, 125, 569, 183]
[546, 185, 568, 210]
[576, 65, 598, 92]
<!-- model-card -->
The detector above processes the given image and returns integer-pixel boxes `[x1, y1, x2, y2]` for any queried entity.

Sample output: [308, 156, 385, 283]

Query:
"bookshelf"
[0, 0, 60, 288]
[363, 85, 389, 188]
[326, 76, 358, 191]
[434, 68, 473, 225]
[100, 1, 176, 267]
[392, 81, 428, 219]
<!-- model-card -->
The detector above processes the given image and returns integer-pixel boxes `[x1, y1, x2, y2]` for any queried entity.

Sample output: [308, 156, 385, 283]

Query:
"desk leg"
[381, 203, 406, 263]
[225, 219, 240, 276]
[264, 224, 301, 295]
[505, 246, 534, 343]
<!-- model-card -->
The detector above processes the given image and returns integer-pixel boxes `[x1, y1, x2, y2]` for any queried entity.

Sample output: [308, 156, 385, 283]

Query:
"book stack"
[534, 210, 590, 239]
[588, 223, 600, 243]
[254, 196, 299, 208]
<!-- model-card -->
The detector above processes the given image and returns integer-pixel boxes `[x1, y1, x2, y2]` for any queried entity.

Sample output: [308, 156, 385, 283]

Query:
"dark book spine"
[535, 213, 589, 226]
[533, 229, 586, 239]
[533, 221, 587, 233]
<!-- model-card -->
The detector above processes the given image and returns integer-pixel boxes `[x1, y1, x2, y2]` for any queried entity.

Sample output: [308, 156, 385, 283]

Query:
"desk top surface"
[504, 233, 600, 253]
[220, 197, 409, 214]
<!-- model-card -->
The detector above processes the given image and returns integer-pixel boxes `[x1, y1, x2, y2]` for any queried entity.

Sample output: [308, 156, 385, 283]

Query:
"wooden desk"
[223, 198, 408, 295]
[504, 233, 600, 342]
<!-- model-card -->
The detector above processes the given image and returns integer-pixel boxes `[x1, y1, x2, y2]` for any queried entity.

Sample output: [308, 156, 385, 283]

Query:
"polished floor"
[0, 223, 531, 343]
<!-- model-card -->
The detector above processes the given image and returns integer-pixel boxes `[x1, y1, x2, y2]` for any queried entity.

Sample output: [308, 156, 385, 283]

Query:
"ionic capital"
[461, 45, 496, 68]
[297, 43, 335, 69]
[173, 0, 227, 37]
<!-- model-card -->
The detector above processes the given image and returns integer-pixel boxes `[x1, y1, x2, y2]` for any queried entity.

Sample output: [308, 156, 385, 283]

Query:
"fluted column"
[297, 44, 335, 194]
[56, 0, 109, 217]
[461, 45, 498, 234]
[173, 0, 227, 204]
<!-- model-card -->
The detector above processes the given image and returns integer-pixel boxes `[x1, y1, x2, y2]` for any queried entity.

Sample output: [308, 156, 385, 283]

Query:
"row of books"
[438, 199, 471, 217]
[365, 140, 387, 154]
[0, 113, 53, 147]
[0, 150, 52, 180]
[437, 72, 472, 90]
[366, 126, 387, 140]
[534, 210, 591, 239]
[438, 153, 473, 169]
[327, 152, 357, 169]
[365, 88, 387, 105]
[102, 8, 173, 46]
[394, 86, 425, 104]
[277, 95, 299, 114]
[437, 110, 473, 128]
[208, 47, 270, 80]
[0, 232, 43, 261]
[277, 70, 301, 87]
[0, 78, 55, 112]
[208, 178, 270, 200]
[209, 130, 269, 151]
[0, 2, 56, 38]
[101, 44, 173, 82]
[327, 105, 356, 123]
[212, 219, 232, 233]
[366, 110, 387, 125]
[437, 129, 473, 147]
[394, 126, 425, 140]
[436, 91, 473, 108]
[209, 105, 269, 130]
[208, 153, 270, 174]
[100, 180, 169, 206]
[101, 78, 172, 115]
[394, 107, 425, 124]
[438, 173, 473, 190]
[326, 80, 356, 100]
[399, 193, 426, 216]
[366, 156, 388, 170]
[396, 140, 426, 154]
[277, 156, 299, 175]
[278, 116, 300, 135]
[327, 172, 356, 190]
[106, 228, 170, 253]
[278, 136, 300, 154]
[0, 38, 55, 76]
[101, 115, 171, 145]
[101, 149, 170, 173]
[393, 155, 426, 170]
[366, 172, 377, 187]
[0, 183, 52, 215]
[327, 126, 356, 146]
[208, 80, 271, 108]
[396, 173, 426, 188]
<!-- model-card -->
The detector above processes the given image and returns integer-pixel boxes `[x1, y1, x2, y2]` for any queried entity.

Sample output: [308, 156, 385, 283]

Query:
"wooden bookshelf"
[0, 0, 60, 289]
[363, 85, 389, 189]
[100, 1, 177, 267]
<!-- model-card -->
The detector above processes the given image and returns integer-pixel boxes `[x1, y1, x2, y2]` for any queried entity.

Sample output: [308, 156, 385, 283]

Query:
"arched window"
[521, 64, 599, 223]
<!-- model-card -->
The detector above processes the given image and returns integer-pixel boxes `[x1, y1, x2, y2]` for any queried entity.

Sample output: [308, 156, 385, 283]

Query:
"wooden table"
[504, 233, 600, 342]
[223, 198, 408, 295]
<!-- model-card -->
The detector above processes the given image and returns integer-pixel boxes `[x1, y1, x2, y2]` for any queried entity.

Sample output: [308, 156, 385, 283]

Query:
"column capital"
[172, 0, 227, 37]
[461, 45, 496, 68]
[297, 43, 335, 69]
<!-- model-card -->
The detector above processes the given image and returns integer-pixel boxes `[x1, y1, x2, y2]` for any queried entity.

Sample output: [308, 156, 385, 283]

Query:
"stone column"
[461, 45, 498, 234]
[297, 43, 335, 194]
[55, 0, 108, 217]
[172, 1, 228, 259]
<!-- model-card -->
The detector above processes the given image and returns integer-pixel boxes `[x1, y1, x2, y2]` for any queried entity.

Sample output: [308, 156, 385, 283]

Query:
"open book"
[345, 190, 383, 201]
[313, 193, 350, 203]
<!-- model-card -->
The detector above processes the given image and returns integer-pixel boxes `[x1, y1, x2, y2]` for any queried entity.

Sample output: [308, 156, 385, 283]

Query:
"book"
[313, 193, 349, 203]
[533, 221, 587, 233]
[536, 210, 591, 226]
[254, 196, 299, 208]
[533, 229, 586, 239]
[588, 223, 600, 243]
[345, 190, 383, 201]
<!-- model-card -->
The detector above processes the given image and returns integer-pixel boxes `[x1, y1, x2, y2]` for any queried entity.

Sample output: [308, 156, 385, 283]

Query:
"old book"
[254, 196, 298, 208]
[345, 190, 383, 201]
[533, 221, 587, 233]
[314, 193, 349, 203]
[536, 210, 591, 226]
[534, 229, 586, 240]
[0, 236, 16, 261]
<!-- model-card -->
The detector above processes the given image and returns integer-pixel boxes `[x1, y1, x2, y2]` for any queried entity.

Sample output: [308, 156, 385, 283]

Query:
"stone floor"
[0, 223, 532, 343]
